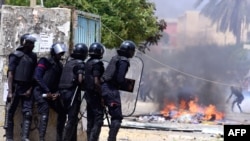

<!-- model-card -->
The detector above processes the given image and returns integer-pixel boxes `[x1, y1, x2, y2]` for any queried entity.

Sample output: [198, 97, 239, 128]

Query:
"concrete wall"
[0, 5, 143, 141]
[0, 5, 76, 141]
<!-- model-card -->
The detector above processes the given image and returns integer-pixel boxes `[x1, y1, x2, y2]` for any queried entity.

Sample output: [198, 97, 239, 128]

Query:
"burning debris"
[160, 98, 224, 123]
[135, 98, 224, 124]
[135, 112, 218, 124]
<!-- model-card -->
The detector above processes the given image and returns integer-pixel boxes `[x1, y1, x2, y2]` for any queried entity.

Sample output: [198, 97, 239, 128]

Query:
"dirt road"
[98, 101, 226, 141]
[99, 126, 223, 141]
[97, 97, 250, 141]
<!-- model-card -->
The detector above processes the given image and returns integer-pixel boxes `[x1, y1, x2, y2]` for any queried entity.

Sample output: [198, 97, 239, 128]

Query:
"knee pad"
[41, 114, 48, 120]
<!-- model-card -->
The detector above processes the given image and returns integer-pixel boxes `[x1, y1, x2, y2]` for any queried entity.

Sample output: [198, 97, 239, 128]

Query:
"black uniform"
[7, 50, 37, 141]
[84, 58, 105, 141]
[101, 55, 131, 141]
[58, 57, 85, 141]
[33, 57, 65, 141]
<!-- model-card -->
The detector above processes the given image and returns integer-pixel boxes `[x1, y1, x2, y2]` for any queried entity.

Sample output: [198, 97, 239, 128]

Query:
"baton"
[70, 86, 79, 107]
[104, 106, 110, 128]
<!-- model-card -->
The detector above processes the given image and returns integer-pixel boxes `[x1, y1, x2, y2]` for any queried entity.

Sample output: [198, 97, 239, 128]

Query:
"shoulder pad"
[75, 59, 84, 63]
[119, 56, 129, 62]
[90, 59, 101, 64]
[46, 57, 55, 65]
[11, 50, 24, 58]
[31, 52, 37, 57]
[38, 57, 51, 66]
[69, 58, 84, 64]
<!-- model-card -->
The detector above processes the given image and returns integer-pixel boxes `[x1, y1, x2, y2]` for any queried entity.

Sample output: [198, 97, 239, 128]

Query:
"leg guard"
[56, 113, 66, 141]
[86, 118, 94, 141]
[71, 125, 77, 141]
[87, 129, 91, 141]
[62, 111, 79, 141]
[108, 120, 121, 141]
[21, 112, 32, 141]
[39, 114, 48, 141]
[6, 121, 14, 140]
[62, 121, 77, 141]
[89, 120, 103, 141]
[5, 112, 14, 140]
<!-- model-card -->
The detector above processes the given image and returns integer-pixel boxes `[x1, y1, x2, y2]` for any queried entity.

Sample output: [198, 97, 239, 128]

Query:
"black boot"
[39, 114, 48, 141]
[21, 113, 32, 141]
[108, 120, 121, 141]
[6, 121, 14, 141]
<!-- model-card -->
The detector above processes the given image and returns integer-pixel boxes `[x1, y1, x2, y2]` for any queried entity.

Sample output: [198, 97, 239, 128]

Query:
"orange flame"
[161, 98, 224, 121]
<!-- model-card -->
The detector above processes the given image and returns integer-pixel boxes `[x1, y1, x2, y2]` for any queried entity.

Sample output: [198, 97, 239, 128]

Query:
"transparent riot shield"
[102, 56, 144, 117]
[121, 56, 144, 116]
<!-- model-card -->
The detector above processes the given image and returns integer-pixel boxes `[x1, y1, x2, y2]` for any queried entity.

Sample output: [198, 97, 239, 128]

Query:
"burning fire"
[161, 98, 224, 121]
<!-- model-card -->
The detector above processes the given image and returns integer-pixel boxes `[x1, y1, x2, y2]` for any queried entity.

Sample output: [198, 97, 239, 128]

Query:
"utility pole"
[30, 0, 36, 7]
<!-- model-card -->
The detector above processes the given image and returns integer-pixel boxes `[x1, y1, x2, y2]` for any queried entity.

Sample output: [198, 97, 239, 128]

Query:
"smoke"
[140, 1, 250, 113]
[150, 0, 198, 19]
[139, 44, 250, 113]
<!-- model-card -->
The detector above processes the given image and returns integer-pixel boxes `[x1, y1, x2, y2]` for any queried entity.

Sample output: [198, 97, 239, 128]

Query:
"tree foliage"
[5, 0, 167, 50]
[195, 0, 250, 44]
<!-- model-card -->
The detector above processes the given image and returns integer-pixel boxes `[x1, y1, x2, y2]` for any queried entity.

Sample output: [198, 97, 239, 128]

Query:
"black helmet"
[71, 43, 88, 60]
[50, 43, 66, 56]
[19, 33, 36, 47]
[20, 33, 31, 46]
[117, 40, 136, 58]
[22, 34, 36, 45]
[89, 42, 105, 59]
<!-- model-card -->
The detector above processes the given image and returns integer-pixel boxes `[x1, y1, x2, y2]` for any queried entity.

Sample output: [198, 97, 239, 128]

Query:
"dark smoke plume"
[139, 44, 250, 113]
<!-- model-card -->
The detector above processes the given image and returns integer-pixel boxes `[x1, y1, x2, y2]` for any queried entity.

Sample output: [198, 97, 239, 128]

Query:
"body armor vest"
[58, 58, 83, 89]
[43, 58, 63, 92]
[102, 55, 129, 82]
[84, 59, 100, 90]
[12, 51, 36, 82]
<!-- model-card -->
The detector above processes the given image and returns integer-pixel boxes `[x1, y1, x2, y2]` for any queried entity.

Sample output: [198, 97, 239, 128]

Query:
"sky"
[150, 0, 199, 19]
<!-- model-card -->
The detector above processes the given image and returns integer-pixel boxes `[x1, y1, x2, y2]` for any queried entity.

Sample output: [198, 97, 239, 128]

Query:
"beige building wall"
[177, 11, 238, 48]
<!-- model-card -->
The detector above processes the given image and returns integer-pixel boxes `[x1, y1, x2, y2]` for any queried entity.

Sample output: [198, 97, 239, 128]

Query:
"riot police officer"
[101, 40, 136, 141]
[58, 43, 88, 141]
[33, 43, 66, 141]
[84, 42, 105, 141]
[6, 33, 37, 141]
